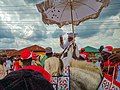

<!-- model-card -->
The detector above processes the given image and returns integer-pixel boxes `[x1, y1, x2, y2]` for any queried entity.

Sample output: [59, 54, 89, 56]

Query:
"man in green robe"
[40, 47, 53, 67]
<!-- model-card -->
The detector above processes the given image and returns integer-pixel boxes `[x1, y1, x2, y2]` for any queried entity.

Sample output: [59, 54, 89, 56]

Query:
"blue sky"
[0, 0, 120, 52]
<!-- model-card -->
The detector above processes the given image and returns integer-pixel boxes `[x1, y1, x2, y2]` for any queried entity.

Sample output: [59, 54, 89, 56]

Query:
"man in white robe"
[59, 33, 79, 67]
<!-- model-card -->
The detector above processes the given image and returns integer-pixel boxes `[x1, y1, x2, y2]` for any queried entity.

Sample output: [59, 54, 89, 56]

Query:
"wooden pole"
[70, 0, 75, 34]
[70, 0, 75, 45]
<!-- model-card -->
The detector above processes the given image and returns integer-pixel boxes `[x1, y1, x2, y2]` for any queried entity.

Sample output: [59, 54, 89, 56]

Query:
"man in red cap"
[19, 49, 52, 82]
[79, 52, 88, 60]
[79, 48, 90, 62]
[101, 45, 114, 75]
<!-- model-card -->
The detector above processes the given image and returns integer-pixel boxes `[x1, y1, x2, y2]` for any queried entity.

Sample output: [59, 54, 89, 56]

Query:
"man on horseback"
[60, 33, 79, 59]
[59, 33, 79, 67]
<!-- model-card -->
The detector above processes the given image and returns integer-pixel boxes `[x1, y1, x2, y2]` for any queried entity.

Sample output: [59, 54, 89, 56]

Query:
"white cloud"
[0, 0, 120, 52]
[76, 13, 120, 49]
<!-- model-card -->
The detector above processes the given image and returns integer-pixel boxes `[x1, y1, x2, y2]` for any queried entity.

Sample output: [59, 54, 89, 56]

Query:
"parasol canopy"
[36, 0, 110, 28]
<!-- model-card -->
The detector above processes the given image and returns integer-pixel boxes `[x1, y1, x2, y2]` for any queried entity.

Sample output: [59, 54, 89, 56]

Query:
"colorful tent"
[84, 46, 99, 53]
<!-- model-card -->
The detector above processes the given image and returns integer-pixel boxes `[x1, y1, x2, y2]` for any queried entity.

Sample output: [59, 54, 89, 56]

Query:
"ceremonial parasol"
[36, 0, 110, 33]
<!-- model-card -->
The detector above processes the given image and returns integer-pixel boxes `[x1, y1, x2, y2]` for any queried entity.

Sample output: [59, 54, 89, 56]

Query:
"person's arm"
[75, 44, 80, 58]
[72, 44, 79, 59]
[60, 35, 64, 49]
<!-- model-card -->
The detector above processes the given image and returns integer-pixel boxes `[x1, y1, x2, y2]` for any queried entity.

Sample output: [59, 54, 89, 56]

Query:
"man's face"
[68, 37, 73, 42]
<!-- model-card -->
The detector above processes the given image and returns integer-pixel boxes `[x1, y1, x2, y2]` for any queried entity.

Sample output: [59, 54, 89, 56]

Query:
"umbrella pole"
[70, 0, 75, 43]
[70, 0, 74, 34]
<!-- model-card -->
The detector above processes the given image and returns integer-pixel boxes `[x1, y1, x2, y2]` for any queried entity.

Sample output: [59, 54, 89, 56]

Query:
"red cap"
[103, 45, 113, 53]
[20, 49, 32, 60]
[80, 52, 89, 60]
[80, 48, 85, 52]
[32, 52, 39, 60]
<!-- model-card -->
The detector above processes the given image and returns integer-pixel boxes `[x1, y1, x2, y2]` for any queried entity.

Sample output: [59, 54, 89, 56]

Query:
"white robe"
[60, 41, 79, 67]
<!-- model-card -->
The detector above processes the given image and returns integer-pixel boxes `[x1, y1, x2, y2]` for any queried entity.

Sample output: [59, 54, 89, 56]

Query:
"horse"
[44, 57, 64, 76]
[70, 60, 102, 90]
[44, 56, 102, 90]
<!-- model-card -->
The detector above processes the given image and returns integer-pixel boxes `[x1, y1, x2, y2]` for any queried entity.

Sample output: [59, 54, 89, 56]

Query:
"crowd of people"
[0, 48, 54, 90]
[0, 33, 120, 89]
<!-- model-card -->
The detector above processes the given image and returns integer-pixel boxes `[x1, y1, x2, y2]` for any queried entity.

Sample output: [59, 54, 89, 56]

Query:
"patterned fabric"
[62, 66, 70, 76]
[58, 77, 69, 90]
[51, 77, 58, 90]
[51, 76, 70, 90]
[43, 56, 70, 89]
[51, 77, 58, 84]
[98, 74, 120, 90]
[51, 66, 70, 90]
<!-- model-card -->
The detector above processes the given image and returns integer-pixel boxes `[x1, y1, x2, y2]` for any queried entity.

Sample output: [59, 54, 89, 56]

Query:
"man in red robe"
[19, 49, 52, 82]
[101, 45, 114, 75]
